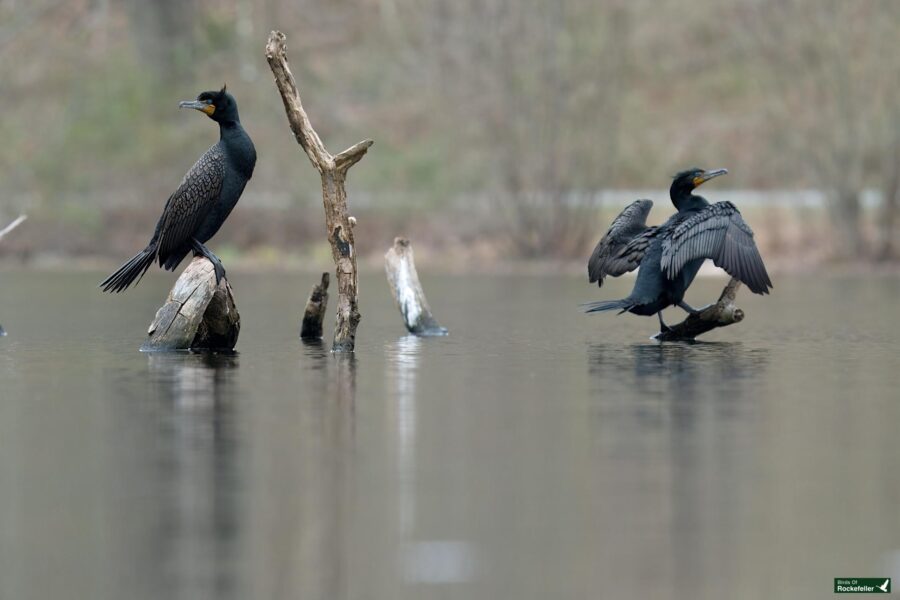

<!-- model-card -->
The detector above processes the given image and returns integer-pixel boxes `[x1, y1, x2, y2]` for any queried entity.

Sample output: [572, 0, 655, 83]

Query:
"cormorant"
[100, 86, 256, 292]
[585, 168, 771, 331]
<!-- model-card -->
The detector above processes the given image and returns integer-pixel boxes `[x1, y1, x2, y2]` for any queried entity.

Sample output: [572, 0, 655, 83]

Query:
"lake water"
[1, 269, 899, 599]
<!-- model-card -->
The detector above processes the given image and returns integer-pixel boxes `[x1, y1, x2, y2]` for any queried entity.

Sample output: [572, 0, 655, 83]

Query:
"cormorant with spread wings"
[585, 168, 771, 331]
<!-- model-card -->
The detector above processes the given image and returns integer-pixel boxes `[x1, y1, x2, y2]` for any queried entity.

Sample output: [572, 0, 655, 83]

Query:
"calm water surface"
[1, 270, 899, 600]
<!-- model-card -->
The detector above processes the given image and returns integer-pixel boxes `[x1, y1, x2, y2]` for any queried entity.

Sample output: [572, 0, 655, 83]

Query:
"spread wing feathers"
[588, 199, 656, 287]
[156, 146, 226, 263]
[661, 201, 773, 294]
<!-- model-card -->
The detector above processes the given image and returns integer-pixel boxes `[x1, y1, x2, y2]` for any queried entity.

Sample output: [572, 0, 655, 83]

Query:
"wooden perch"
[0, 215, 26, 242]
[385, 238, 448, 336]
[142, 257, 240, 352]
[300, 272, 330, 339]
[266, 30, 372, 352]
[654, 277, 745, 342]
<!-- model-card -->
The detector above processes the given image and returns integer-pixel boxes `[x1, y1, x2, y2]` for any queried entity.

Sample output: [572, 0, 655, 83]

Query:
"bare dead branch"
[0, 215, 27, 242]
[654, 278, 745, 342]
[266, 30, 372, 352]
[265, 31, 333, 172]
[334, 139, 374, 173]
[300, 272, 330, 339]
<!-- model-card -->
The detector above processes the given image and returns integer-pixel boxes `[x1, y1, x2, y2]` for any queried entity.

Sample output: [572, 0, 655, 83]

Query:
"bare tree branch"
[265, 30, 334, 173]
[266, 30, 371, 352]
[334, 139, 374, 173]
[654, 278, 745, 342]
[0, 215, 27, 242]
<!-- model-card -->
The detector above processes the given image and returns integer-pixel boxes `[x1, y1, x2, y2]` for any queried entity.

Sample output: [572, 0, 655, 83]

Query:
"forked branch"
[266, 30, 372, 352]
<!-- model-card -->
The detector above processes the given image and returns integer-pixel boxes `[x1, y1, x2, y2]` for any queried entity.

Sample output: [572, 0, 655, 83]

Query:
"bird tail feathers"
[581, 298, 633, 314]
[99, 243, 157, 293]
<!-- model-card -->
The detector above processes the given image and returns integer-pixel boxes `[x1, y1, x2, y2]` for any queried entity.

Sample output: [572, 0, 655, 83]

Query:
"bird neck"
[671, 191, 708, 212]
[218, 119, 243, 139]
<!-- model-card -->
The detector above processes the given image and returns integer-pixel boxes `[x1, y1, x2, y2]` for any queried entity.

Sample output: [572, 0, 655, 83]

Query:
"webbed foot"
[191, 239, 227, 285]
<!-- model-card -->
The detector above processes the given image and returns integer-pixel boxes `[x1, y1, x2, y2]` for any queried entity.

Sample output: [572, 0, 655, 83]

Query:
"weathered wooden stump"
[654, 277, 745, 342]
[142, 256, 240, 352]
[300, 272, 330, 339]
[385, 238, 448, 336]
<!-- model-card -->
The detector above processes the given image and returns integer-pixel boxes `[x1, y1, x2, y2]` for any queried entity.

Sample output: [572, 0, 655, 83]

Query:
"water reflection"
[386, 336, 479, 585]
[147, 351, 239, 409]
[244, 347, 356, 600]
[588, 342, 769, 402]
[387, 336, 420, 538]
[586, 342, 771, 597]
[141, 351, 242, 600]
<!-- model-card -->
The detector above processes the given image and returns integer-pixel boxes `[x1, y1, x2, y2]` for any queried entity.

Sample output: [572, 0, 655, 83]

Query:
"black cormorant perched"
[100, 86, 256, 292]
[585, 168, 771, 331]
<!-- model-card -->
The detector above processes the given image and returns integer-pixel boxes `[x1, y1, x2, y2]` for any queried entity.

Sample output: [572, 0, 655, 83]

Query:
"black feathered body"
[624, 205, 708, 315]
[100, 109, 256, 293]
[156, 124, 256, 270]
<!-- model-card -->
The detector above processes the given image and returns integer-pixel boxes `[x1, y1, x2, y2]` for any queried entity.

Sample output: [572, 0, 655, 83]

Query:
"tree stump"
[384, 238, 448, 336]
[300, 272, 330, 339]
[266, 31, 372, 352]
[142, 257, 240, 352]
[654, 277, 745, 342]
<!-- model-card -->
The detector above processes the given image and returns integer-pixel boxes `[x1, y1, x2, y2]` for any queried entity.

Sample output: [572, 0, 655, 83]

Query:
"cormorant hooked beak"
[692, 168, 728, 188]
[179, 100, 215, 116]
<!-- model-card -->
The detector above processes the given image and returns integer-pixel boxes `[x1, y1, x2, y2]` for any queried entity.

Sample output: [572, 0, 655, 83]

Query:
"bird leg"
[657, 311, 672, 333]
[191, 239, 226, 285]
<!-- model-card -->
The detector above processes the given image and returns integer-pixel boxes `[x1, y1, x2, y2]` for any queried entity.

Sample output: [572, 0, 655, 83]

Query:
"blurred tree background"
[0, 0, 897, 266]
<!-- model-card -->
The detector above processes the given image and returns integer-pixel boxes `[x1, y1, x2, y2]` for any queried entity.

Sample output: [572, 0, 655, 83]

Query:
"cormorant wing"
[660, 201, 772, 294]
[157, 145, 227, 262]
[588, 199, 656, 287]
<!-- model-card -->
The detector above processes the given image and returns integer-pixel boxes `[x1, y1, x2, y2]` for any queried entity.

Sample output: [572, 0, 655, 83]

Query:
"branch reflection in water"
[144, 351, 241, 600]
[585, 342, 770, 595]
[387, 335, 478, 586]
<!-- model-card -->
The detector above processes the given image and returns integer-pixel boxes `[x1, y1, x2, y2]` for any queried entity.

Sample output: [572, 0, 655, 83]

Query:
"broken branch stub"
[0, 215, 26, 336]
[142, 257, 240, 351]
[385, 238, 448, 336]
[300, 272, 330, 339]
[266, 30, 372, 352]
[0, 215, 26, 242]
[654, 277, 745, 342]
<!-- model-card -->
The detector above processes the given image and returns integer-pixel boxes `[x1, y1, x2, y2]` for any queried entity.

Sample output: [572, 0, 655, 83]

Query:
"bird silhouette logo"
[878, 578, 890, 592]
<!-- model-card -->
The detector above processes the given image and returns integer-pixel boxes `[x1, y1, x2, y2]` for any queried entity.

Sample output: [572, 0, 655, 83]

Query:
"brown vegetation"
[0, 0, 898, 266]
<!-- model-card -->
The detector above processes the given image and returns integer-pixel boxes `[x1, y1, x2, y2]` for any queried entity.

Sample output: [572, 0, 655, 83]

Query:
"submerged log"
[300, 272, 330, 339]
[142, 257, 240, 351]
[654, 277, 744, 342]
[266, 31, 372, 352]
[384, 238, 448, 336]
